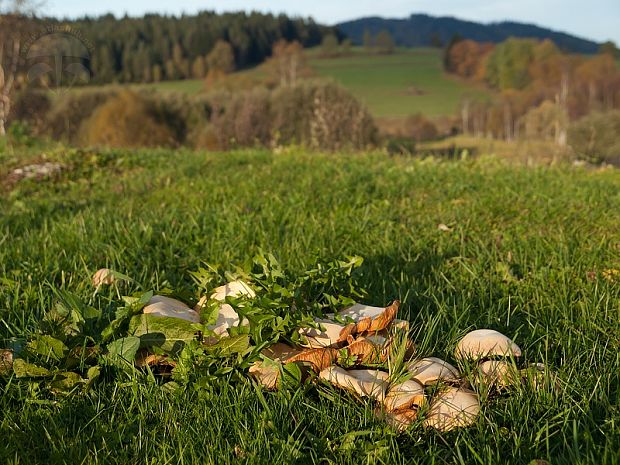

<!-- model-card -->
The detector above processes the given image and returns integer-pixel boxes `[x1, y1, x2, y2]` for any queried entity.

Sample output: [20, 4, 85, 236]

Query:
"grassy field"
[309, 48, 490, 118]
[138, 48, 488, 118]
[1, 146, 620, 464]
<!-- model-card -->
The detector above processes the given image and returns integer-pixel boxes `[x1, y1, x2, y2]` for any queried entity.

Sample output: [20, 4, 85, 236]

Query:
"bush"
[210, 81, 377, 151]
[403, 114, 438, 141]
[8, 90, 51, 134]
[568, 111, 620, 165]
[79, 90, 176, 148]
[44, 88, 117, 143]
[272, 81, 377, 151]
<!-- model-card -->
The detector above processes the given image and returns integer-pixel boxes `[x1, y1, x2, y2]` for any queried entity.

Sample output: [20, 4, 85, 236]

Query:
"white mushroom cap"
[299, 319, 346, 348]
[407, 357, 460, 385]
[477, 360, 519, 388]
[319, 366, 389, 401]
[455, 329, 522, 360]
[207, 303, 248, 336]
[143, 296, 200, 323]
[424, 387, 480, 432]
[338, 304, 386, 320]
[383, 379, 425, 412]
[210, 280, 255, 301]
[92, 268, 115, 287]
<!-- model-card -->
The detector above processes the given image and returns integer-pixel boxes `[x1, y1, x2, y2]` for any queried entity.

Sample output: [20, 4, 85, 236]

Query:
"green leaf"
[100, 290, 153, 342]
[281, 362, 302, 389]
[205, 334, 250, 356]
[27, 335, 69, 361]
[86, 366, 101, 386]
[128, 314, 199, 353]
[50, 371, 85, 392]
[107, 336, 141, 364]
[13, 359, 52, 378]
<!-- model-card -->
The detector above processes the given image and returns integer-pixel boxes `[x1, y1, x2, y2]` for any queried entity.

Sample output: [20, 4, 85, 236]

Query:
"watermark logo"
[22, 24, 94, 93]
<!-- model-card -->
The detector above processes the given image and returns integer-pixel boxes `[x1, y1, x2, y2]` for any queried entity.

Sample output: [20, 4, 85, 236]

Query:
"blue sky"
[47, 0, 620, 44]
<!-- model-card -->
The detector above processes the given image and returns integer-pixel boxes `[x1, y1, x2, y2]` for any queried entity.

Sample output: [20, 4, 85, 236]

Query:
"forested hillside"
[45, 12, 332, 84]
[337, 14, 600, 53]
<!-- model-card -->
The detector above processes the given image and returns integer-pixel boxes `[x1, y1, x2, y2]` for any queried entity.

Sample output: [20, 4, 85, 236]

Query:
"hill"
[337, 14, 600, 53]
[308, 48, 490, 118]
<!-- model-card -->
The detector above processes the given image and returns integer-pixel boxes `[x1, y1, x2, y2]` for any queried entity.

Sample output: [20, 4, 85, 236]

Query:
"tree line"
[444, 37, 620, 144]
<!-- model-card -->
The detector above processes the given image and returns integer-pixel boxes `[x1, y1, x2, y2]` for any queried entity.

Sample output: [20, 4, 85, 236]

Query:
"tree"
[363, 28, 373, 51]
[321, 34, 339, 58]
[485, 38, 536, 90]
[0, 0, 40, 136]
[206, 40, 235, 74]
[191, 56, 207, 79]
[341, 38, 352, 56]
[269, 40, 308, 86]
[599, 41, 619, 58]
[375, 30, 395, 54]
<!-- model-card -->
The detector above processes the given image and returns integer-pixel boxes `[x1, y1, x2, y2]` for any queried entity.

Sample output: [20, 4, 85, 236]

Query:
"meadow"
[140, 48, 488, 118]
[1, 145, 619, 464]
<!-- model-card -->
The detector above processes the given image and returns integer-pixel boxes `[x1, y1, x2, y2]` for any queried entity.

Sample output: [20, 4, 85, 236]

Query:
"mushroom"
[210, 280, 255, 301]
[477, 360, 519, 388]
[143, 295, 200, 323]
[319, 366, 389, 401]
[345, 336, 386, 365]
[337, 301, 400, 333]
[0, 349, 13, 376]
[455, 329, 521, 360]
[248, 343, 303, 390]
[383, 379, 425, 412]
[207, 303, 247, 336]
[249, 362, 280, 390]
[407, 357, 460, 385]
[135, 349, 176, 369]
[423, 387, 480, 432]
[377, 408, 419, 432]
[286, 347, 339, 372]
[92, 268, 115, 287]
[299, 319, 349, 348]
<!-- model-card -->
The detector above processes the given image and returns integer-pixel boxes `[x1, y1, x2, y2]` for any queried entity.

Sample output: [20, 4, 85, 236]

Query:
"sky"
[46, 0, 620, 44]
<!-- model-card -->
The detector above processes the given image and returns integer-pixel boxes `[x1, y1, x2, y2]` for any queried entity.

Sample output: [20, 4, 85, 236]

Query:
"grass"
[124, 48, 489, 119]
[1, 145, 620, 464]
[307, 47, 490, 118]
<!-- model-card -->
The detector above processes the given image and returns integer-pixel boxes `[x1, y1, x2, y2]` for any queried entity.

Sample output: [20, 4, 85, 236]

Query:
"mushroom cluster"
[93, 270, 549, 433]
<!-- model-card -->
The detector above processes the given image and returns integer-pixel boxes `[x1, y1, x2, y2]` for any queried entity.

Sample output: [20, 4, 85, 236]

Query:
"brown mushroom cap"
[286, 347, 339, 372]
[378, 408, 419, 432]
[455, 329, 522, 360]
[262, 343, 303, 362]
[210, 280, 255, 301]
[383, 379, 426, 412]
[319, 366, 389, 401]
[248, 343, 304, 390]
[407, 357, 460, 385]
[249, 362, 280, 390]
[345, 336, 385, 365]
[337, 301, 400, 333]
[143, 296, 201, 323]
[92, 268, 115, 287]
[423, 387, 480, 432]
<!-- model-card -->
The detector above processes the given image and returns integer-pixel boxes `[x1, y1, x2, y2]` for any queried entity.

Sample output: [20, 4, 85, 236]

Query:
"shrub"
[272, 81, 377, 151]
[209, 81, 377, 151]
[403, 114, 438, 141]
[79, 90, 176, 148]
[8, 89, 51, 134]
[44, 88, 117, 143]
[567, 111, 620, 165]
